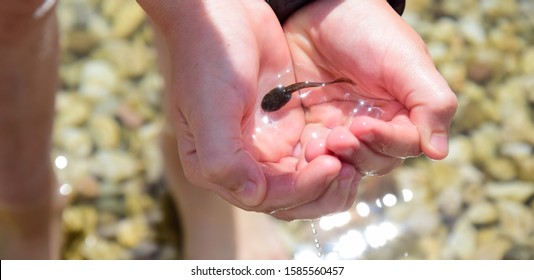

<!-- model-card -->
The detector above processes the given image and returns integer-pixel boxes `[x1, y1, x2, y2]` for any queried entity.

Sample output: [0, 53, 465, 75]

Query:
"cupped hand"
[282, 0, 458, 176]
[140, 0, 358, 220]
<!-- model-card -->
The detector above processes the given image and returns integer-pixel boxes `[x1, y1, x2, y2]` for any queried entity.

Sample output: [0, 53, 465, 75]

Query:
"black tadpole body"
[261, 77, 355, 112]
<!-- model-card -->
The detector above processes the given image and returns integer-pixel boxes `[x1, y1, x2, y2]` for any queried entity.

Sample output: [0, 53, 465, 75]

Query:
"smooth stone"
[81, 235, 131, 260]
[443, 218, 477, 259]
[503, 244, 534, 260]
[443, 135, 473, 164]
[429, 162, 464, 191]
[480, 0, 518, 18]
[55, 127, 93, 157]
[78, 60, 118, 102]
[92, 40, 153, 78]
[141, 142, 163, 184]
[428, 18, 458, 43]
[486, 181, 534, 202]
[89, 114, 121, 149]
[406, 206, 441, 236]
[500, 142, 533, 160]
[417, 236, 444, 260]
[467, 48, 501, 83]
[466, 201, 498, 225]
[112, 0, 146, 38]
[116, 103, 144, 128]
[427, 42, 450, 64]
[72, 175, 101, 199]
[131, 241, 159, 259]
[470, 124, 500, 163]
[55, 93, 91, 127]
[459, 15, 486, 46]
[101, 0, 126, 20]
[62, 205, 98, 233]
[462, 183, 486, 205]
[521, 47, 534, 74]
[438, 62, 466, 92]
[116, 217, 150, 248]
[496, 200, 534, 242]
[90, 150, 141, 183]
[484, 158, 517, 181]
[437, 187, 463, 219]
[59, 62, 83, 89]
[472, 237, 512, 260]
[518, 157, 534, 182]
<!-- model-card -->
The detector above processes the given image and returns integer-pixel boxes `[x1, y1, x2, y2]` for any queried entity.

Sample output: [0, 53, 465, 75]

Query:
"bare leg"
[0, 1, 60, 259]
[154, 24, 289, 260]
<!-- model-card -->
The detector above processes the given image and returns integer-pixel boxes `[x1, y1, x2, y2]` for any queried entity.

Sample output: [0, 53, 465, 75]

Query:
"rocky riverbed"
[55, 0, 534, 259]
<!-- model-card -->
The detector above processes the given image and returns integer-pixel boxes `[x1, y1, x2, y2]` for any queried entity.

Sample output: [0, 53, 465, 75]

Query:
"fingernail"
[430, 133, 448, 155]
[237, 181, 259, 206]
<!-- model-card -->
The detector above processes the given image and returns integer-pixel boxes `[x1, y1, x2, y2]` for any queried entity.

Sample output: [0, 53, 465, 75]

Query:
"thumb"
[191, 110, 267, 207]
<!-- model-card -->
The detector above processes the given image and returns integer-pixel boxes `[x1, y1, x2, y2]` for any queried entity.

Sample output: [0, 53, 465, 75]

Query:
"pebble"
[112, 0, 146, 38]
[466, 201, 498, 225]
[80, 234, 131, 260]
[437, 187, 464, 220]
[484, 158, 517, 181]
[443, 218, 477, 259]
[116, 217, 150, 248]
[89, 114, 121, 149]
[78, 60, 118, 102]
[62, 205, 98, 233]
[55, 93, 91, 127]
[486, 181, 534, 202]
[459, 15, 487, 46]
[89, 150, 141, 183]
[472, 236, 512, 260]
[496, 200, 534, 242]
[55, 127, 93, 157]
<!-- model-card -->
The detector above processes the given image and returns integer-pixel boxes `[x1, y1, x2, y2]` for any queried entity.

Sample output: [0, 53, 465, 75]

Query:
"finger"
[299, 123, 333, 163]
[386, 45, 458, 160]
[342, 173, 361, 211]
[402, 68, 458, 160]
[271, 163, 360, 221]
[326, 127, 404, 176]
[259, 154, 342, 213]
[349, 114, 422, 158]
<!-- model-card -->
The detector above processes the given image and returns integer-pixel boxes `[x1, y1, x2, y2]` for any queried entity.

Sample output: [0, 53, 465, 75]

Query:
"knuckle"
[432, 91, 459, 119]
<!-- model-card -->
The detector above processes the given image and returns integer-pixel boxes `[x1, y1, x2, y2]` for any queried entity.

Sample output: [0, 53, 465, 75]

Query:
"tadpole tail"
[293, 77, 356, 91]
[325, 77, 356, 86]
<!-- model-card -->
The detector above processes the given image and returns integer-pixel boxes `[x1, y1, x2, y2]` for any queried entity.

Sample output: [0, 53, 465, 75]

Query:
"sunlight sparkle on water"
[55, 155, 68, 169]
[355, 202, 370, 217]
[333, 230, 367, 259]
[59, 183, 72, 196]
[375, 198, 383, 208]
[383, 193, 398, 207]
[319, 211, 352, 231]
[402, 189, 414, 202]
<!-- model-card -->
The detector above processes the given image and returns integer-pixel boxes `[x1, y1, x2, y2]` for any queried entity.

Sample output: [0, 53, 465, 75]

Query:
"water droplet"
[310, 221, 323, 258]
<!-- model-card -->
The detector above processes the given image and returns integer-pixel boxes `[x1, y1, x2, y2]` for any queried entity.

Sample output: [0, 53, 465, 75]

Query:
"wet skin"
[261, 77, 356, 112]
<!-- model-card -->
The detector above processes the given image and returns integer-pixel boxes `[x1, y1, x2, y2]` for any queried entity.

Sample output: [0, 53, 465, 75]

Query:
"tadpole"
[261, 77, 356, 112]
